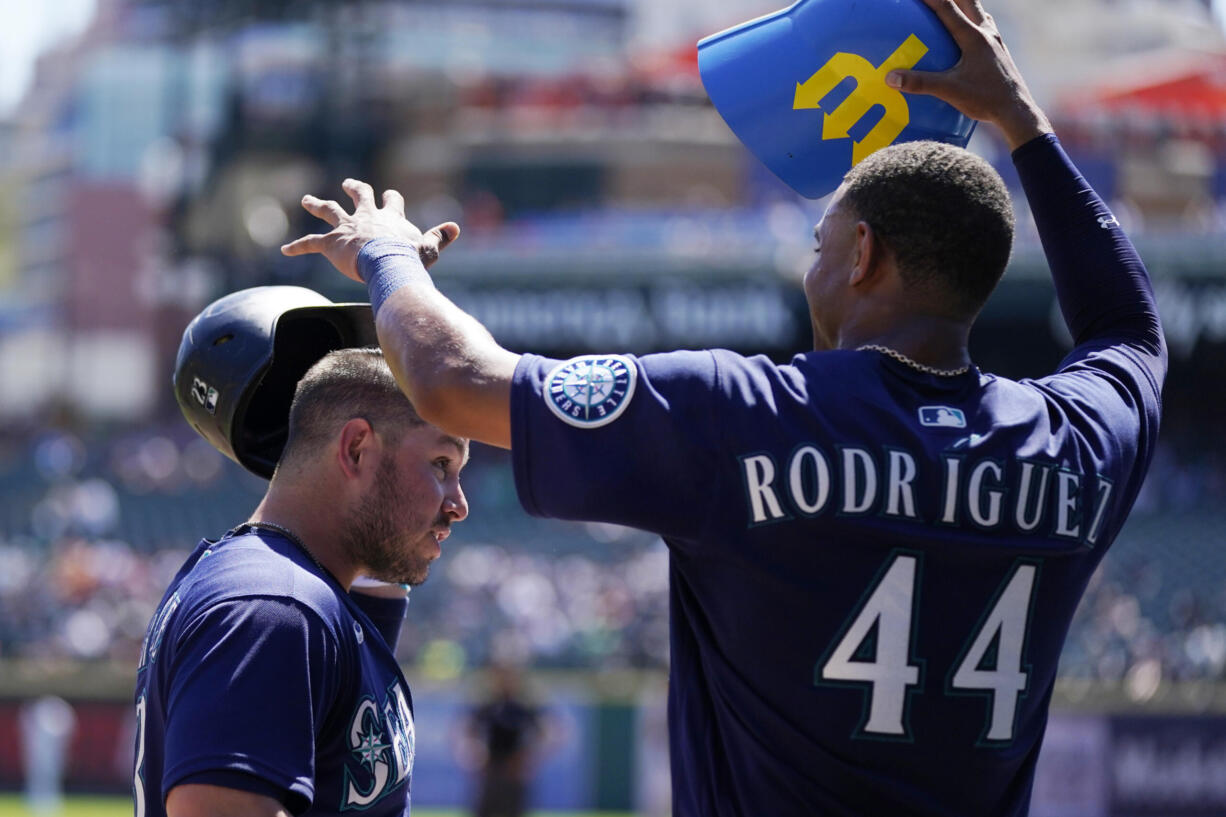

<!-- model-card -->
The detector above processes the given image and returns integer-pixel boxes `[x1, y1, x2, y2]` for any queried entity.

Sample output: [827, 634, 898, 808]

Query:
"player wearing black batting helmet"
[282, 0, 1167, 815]
[172, 285, 376, 478]
[139, 283, 470, 817]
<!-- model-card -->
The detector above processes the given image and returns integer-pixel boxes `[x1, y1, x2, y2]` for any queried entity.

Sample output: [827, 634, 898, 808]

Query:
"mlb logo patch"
[919, 405, 966, 429]
[191, 377, 219, 415]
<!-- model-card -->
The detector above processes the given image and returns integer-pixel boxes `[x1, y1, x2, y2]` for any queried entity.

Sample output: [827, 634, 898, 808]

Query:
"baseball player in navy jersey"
[283, 0, 1166, 813]
[135, 346, 469, 817]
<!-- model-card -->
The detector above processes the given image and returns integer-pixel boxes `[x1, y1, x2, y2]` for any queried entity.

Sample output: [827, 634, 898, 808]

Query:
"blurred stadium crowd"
[1, 421, 1224, 697]
[0, 426, 674, 674]
[2, 0, 1226, 703]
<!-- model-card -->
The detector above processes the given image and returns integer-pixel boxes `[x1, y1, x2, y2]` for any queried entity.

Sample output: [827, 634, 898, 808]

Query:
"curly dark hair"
[841, 141, 1014, 316]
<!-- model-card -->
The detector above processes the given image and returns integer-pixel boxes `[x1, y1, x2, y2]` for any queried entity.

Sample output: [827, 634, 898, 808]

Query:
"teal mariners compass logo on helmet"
[545, 355, 638, 428]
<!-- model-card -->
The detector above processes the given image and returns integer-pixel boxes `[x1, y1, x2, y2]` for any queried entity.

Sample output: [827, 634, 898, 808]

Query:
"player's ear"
[848, 221, 876, 287]
[336, 417, 376, 479]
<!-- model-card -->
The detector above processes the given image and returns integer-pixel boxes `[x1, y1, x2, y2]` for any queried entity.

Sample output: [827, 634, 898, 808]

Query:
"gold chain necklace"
[857, 344, 970, 377]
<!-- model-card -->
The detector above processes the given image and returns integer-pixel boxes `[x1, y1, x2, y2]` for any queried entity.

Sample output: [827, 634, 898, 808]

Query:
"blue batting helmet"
[698, 0, 976, 199]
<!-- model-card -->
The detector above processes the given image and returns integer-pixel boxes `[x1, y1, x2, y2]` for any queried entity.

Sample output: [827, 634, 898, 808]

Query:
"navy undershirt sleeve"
[350, 592, 408, 654]
[1012, 134, 1165, 364]
[1011, 134, 1165, 535]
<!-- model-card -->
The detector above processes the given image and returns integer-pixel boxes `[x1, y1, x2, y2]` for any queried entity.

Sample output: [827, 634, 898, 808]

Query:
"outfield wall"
[2, 681, 1225, 816]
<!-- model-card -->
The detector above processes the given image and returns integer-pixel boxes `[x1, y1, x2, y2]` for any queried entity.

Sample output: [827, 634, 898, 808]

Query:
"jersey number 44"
[816, 551, 1039, 745]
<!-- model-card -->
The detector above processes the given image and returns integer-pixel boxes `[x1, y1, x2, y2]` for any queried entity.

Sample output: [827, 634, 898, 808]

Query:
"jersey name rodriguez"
[739, 444, 1114, 545]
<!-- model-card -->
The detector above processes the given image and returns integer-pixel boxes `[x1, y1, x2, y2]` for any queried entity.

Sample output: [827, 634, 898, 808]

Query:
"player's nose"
[443, 483, 469, 523]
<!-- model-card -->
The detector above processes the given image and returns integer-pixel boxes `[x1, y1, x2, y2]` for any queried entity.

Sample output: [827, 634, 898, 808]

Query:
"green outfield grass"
[0, 795, 636, 817]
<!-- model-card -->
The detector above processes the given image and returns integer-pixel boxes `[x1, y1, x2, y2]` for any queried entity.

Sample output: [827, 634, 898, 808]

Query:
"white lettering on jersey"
[382, 685, 414, 783]
[1053, 471, 1083, 539]
[138, 592, 180, 671]
[940, 456, 963, 524]
[343, 684, 414, 810]
[741, 454, 787, 523]
[789, 446, 833, 515]
[968, 459, 1006, 528]
[1085, 476, 1115, 545]
[1014, 461, 1053, 532]
[738, 444, 1115, 546]
[884, 450, 919, 519]
[840, 448, 878, 515]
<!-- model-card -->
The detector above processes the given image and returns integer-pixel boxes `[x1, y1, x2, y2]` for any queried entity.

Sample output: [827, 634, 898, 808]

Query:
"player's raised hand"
[281, 179, 460, 282]
[885, 0, 1052, 149]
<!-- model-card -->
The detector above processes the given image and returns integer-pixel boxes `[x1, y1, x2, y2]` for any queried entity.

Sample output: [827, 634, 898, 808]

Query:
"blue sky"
[0, 0, 97, 116]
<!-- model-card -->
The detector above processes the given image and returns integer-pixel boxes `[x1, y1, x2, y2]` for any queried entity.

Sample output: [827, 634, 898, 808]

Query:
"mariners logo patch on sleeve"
[544, 355, 638, 428]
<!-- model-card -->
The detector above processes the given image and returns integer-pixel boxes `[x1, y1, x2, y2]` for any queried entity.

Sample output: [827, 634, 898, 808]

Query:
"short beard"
[341, 456, 439, 587]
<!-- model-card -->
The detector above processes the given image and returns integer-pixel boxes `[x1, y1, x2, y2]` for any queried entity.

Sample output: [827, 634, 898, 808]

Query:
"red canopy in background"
[629, 40, 701, 86]
[637, 42, 1226, 122]
[1059, 51, 1226, 120]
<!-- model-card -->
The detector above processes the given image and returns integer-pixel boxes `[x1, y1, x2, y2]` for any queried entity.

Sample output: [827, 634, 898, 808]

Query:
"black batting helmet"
[173, 286, 378, 479]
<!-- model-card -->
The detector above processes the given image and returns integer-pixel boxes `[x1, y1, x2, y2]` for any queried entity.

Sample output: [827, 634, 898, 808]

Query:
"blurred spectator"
[462, 663, 553, 817]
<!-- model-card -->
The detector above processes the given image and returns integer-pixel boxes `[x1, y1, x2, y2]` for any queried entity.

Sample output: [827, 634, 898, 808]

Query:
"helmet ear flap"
[237, 310, 368, 477]
[172, 287, 375, 479]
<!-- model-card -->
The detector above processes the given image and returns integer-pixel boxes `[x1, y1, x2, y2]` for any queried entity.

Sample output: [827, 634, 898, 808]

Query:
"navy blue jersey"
[509, 136, 1165, 816]
[134, 527, 415, 816]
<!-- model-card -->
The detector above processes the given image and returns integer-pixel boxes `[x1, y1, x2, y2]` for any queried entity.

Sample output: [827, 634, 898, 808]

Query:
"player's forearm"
[1013, 135, 1164, 357]
[358, 240, 518, 448]
[167, 784, 291, 817]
